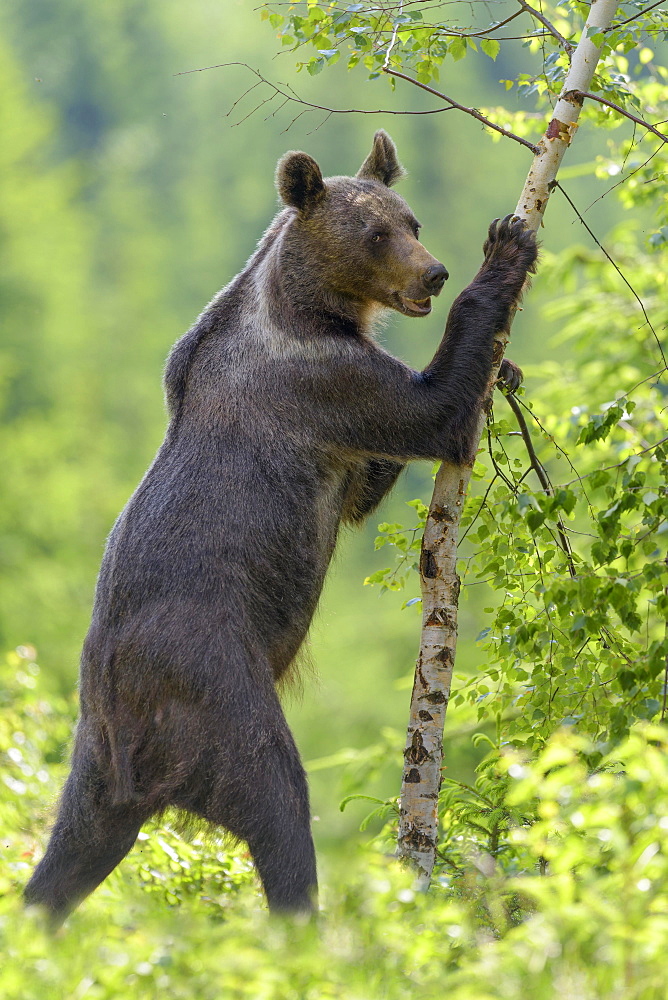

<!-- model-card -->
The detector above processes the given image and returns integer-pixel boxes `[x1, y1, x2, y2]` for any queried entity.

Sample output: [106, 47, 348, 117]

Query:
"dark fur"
[24, 132, 537, 924]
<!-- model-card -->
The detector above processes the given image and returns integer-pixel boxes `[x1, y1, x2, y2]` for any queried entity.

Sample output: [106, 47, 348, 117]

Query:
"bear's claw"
[498, 358, 523, 394]
[482, 214, 539, 275]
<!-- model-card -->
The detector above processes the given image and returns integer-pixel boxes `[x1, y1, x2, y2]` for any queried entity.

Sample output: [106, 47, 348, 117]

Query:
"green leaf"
[587, 29, 605, 47]
[480, 38, 500, 60]
[552, 488, 577, 515]
[449, 37, 467, 61]
[527, 510, 546, 531]
[339, 793, 385, 812]
[590, 470, 610, 489]
[649, 226, 668, 248]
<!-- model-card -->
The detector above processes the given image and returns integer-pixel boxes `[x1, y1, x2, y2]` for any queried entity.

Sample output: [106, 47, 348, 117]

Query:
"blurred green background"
[0, 0, 624, 854]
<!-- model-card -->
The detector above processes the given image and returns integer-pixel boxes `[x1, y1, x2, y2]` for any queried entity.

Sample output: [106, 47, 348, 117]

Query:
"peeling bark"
[397, 0, 621, 887]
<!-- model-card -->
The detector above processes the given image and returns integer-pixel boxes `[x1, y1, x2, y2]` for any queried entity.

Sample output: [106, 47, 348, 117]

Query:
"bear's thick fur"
[25, 132, 537, 921]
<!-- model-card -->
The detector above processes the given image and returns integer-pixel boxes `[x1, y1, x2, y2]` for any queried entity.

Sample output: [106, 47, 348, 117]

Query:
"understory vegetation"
[3, 647, 668, 998]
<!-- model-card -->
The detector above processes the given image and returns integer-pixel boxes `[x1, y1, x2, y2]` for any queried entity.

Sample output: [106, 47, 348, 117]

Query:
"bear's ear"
[356, 130, 406, 187]
[276, 151, 326, 212]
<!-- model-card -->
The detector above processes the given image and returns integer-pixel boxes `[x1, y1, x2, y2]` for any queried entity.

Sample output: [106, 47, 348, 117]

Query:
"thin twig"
[433, 9, 525, 37]
[573, 90, 668, 142]
[609, 0, 668, 29]
[232, 90, 280, 127]
[622, 367, 668, 397]
[561, 436, 668, 488]
[516, 398, 592, 506]
[504, 395, 553, 495]
[487, 425, 519, 490]
[448, 9, 526, 37]
[392, 28, 556, 40]
[381, 66, 540, 153]
[459, 475, 499, 544]
[519, 0, 575, 53]
[584, 147, 665, 212]
[225, 79, 263, 117]
[556, 182, 667, 369]
[175, 60, 458, 120]
[504, 393, 577, 578]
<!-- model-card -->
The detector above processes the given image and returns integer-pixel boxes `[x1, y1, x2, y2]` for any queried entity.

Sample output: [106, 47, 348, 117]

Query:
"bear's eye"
[370, 232, 387, 244]
[413, 223, 422, 239]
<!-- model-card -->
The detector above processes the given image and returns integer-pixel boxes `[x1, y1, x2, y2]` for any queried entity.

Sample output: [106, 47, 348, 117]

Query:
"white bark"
[516, 0, 620, 228]
[397, 0, 621, 887]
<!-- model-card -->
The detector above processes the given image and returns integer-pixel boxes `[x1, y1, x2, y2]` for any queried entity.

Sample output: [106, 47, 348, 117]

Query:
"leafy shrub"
[3, 647, 668, 998]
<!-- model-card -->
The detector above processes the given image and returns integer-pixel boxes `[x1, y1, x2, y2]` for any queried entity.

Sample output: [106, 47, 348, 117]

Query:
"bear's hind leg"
[187, 701, 318, 915]
[24, 732, 150, 927]
[242, 735, 318, 915]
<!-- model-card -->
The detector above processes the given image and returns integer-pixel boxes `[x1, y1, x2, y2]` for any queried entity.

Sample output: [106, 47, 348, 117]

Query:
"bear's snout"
[422, 263, 449, 295]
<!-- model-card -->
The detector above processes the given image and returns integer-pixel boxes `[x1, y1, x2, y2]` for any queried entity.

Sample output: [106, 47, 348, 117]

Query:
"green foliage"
[261, 0, 528, 83]
[261, 0, 668, 146]
[4, 649, 668, 998]
[0, 647, 73, 884]
[363, 498, 427, 595]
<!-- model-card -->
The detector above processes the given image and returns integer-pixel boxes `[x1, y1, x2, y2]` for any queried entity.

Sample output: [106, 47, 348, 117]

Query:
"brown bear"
[25, 131, 537, 922]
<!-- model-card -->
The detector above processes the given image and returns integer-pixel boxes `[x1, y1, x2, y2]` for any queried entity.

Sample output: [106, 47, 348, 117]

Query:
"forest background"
[2, 0, 668, 996]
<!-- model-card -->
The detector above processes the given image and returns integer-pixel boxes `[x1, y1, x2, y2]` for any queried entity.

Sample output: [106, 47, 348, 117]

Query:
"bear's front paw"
[497, 358, 523, 394]
[482, 215, 539, 275]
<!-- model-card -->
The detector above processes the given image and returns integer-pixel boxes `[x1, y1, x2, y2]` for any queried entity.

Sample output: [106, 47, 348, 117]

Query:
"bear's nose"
[423, 263, 449, 293]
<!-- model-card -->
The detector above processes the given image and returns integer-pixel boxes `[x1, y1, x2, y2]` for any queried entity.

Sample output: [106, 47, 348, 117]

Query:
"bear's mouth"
[398, 294, 432, 316]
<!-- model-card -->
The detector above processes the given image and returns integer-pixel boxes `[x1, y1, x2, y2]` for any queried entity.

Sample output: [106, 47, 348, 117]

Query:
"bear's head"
[275, 131, 448, 319]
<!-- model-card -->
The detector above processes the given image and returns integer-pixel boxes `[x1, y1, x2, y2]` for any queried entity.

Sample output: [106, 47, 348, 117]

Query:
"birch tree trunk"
[397, 0, 621, 886]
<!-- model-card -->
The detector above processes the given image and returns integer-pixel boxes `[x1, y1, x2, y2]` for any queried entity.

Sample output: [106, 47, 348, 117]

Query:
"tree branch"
[609, 0, 667, 28]
[555, 181, 667, 370]
[434, 9, 525, 38]
[573, 89, 668, 142]
[381, 66, 540, 153]
[504, 392, 577, 578]
[562, 435, 668, 486]
[175, 61, 458, 122]
[518, 0, 575, 54]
